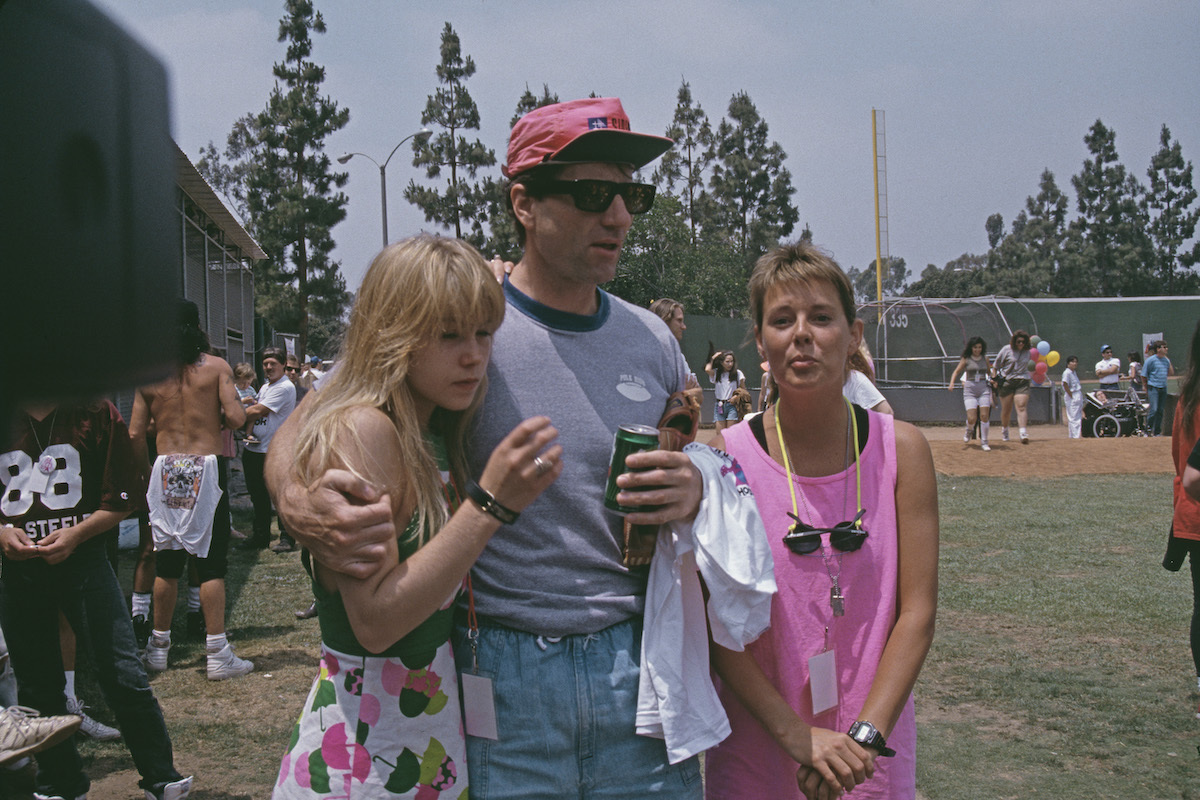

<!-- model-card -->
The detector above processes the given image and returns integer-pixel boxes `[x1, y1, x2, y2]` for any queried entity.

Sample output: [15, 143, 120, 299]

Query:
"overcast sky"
[92, 0, 1200, 295]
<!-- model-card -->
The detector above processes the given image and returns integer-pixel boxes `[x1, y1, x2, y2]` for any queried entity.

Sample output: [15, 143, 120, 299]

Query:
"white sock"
[206, 633, 229, 653]
[64, 670, 77, 704]
[981, 422, 990, 442]
[187, 586, 202, 613]
[151, 629, 171, 646]
[131, 592, 151, 618]
[1019, 427, 1028, 438]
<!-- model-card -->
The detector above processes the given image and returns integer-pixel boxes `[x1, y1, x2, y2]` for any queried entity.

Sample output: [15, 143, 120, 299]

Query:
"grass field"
[18, 470, 1200, 798]
[918, 473, 1199, 799]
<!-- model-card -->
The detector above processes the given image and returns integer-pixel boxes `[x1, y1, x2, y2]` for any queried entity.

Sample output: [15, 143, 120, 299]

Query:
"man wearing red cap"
[268, 98, 715, 797]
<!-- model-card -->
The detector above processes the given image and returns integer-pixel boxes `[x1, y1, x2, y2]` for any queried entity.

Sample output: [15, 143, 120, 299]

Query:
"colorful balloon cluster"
[1027, 335, 1060, 385]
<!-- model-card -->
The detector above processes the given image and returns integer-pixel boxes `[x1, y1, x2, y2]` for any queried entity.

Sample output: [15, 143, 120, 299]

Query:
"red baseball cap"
[503, 97, 673, 178]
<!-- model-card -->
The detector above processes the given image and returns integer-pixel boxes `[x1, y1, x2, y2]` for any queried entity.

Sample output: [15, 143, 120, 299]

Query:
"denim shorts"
[451, 615, 702, 799]
[714, 400, 739, 421]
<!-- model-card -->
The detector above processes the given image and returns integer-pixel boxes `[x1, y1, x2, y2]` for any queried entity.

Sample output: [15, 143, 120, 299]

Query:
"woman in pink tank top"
[704, 242, 939, 799]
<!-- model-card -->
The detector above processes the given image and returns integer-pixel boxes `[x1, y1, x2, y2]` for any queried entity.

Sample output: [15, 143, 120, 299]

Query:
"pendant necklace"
[29, 409, 58, 475]
[774, 398, 862, 617]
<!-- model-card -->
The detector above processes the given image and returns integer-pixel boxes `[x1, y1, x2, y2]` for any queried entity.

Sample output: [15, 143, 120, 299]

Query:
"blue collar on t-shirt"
[503, 276, 611, 332]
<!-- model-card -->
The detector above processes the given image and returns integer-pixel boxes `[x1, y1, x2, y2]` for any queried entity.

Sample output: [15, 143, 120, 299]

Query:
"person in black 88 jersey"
[0, 400, 192, 800]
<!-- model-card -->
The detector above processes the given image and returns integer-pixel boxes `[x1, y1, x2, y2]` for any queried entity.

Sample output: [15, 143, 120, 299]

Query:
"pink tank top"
[705, 411, 916, 799]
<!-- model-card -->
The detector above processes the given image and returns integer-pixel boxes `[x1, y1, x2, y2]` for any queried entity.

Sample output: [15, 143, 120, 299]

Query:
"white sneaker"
[963, 431, 970, 443]
[65, 699, 120, 742]
[207, 644, 253, 681]
[0, 706, 81, 766]
[981, 442, 991, 451]
[1001, 428, 1010, 442]
[145, 638, 170, 672]
[145, 775, 193, 800]
[33, 792, 87, 800]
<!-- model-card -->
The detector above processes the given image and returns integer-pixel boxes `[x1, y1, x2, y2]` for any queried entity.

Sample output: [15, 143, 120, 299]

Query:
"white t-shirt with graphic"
[244, 376, 296, 454]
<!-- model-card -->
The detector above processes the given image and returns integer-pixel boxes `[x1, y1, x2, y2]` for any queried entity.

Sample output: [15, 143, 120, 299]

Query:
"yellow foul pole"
[871, 109, 884, 324]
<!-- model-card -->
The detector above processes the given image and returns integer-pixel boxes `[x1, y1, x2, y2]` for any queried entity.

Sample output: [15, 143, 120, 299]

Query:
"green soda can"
[604, 424, 661, 514]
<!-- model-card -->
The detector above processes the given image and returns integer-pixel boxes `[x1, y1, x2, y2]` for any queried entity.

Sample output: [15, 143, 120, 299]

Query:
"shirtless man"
[128, 300, 253, 680]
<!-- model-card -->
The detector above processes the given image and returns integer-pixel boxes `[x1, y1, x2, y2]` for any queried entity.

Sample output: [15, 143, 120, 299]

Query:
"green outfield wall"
[680, 295, 1198, 424]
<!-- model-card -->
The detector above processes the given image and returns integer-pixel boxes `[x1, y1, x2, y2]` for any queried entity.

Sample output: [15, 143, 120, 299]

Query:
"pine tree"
[652, 80, 714, 244]
[404, 22, 496, 249]
[905, 253, 988, 298]
[509, 83, 559, 128]
[481, 85, 559, 261]
[1143, 124, 1200, 294]
[988, 169, 1068, 297]
[1065, 120, 1151, 297]
[847, 257, 908, 303]
[608, 195, 748, 317]
[242, 0, 350, 359]
[707, 91, 798, 260]
[196, 113, 259, 224]
[1018, 169, 1069, 296]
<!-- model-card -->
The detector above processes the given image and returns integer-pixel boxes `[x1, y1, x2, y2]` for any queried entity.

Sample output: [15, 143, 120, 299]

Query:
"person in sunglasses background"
[266, 97, 739, 797]
[704, 242, 939, 799]
[241, 347, 296, 552]
[284, 355, 309, 406]
[992, 331, 1034, 444]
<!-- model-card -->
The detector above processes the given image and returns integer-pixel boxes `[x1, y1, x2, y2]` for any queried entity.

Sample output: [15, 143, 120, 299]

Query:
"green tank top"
[305, 433, 457, 668]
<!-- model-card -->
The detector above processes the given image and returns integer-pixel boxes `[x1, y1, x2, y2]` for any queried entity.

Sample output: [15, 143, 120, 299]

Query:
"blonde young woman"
[705, 242, 938, 800]
[272, 235, 561, 799]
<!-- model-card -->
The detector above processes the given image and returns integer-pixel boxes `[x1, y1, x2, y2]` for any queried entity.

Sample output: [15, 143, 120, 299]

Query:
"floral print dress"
[274, 438, 467, 799]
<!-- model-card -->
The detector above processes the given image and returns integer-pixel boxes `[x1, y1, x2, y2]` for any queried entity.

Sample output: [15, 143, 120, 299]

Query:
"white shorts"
[147, 453, 221, 559]
[963, 380, 992, 410]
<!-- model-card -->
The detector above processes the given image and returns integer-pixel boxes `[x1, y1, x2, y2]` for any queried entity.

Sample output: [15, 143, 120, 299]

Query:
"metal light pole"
[338, 128, 432, 248]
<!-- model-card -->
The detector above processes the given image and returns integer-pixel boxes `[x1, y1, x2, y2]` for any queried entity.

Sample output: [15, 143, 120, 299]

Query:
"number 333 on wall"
[1, 445, 84, 516]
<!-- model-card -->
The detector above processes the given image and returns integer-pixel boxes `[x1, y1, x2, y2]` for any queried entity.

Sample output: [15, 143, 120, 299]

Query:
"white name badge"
[808, 649, 838, 715]
[461, 672, 498, 740]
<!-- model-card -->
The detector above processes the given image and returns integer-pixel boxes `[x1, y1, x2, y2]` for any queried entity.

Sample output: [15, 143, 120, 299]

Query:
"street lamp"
[338, 128, 432, 247]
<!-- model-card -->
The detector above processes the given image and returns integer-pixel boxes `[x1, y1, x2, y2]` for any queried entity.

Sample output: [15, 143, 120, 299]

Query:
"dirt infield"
[917, 424, 1173, 477]
[700, 423, 1175, 478]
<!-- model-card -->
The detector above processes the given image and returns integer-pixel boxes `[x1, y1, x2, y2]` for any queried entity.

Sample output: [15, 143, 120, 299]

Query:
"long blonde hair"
[293, 234, 505, 543]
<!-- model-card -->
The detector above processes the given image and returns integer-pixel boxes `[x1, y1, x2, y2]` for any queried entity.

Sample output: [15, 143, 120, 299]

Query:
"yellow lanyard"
[773, 397, 863, 528]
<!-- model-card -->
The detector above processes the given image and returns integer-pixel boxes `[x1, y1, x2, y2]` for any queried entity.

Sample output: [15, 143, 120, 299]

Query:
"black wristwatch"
[848, 720, 895, 757]
[464, 479, 519, 525]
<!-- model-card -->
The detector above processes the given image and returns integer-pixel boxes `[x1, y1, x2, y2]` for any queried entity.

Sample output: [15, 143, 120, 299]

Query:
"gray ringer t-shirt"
[465, 279, 686, 636]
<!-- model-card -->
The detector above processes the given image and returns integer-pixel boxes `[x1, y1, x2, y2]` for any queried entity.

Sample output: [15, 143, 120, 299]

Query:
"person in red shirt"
[1169, 321, 1200, 719]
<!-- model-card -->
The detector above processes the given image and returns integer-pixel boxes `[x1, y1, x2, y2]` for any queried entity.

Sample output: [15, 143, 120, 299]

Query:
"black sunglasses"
[527, 179, 656, 214]
[285, 366, 300, 373]
[782, 509, 868, 555]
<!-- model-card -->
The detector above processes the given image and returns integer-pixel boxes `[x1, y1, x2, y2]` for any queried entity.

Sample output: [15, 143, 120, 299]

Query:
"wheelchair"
[1081, 388, 1150, 438]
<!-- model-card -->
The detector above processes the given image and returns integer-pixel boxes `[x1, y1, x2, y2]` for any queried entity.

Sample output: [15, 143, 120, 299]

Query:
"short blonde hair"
[749, 241, 856, 330]
[232, 362, 256, 383]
